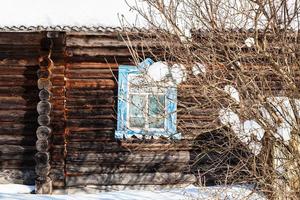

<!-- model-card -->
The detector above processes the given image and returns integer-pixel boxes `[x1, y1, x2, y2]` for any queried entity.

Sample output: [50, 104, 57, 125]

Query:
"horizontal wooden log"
[0, 86, 38, 96]
[35, 163, 50, 177]
[35, 152, 50, 166]
[66, 108, 114, 118]
[0, 145, 35, 154]
[36, 126, 52, 140]
[51, 75, 65, 86]
[66, 69, 114, 79]
[67, 130, 113, 142]
[0, 122, 38, 135]
[0, 153, 35, 160]
[0, 32, 42, 45]
[36, 139, 49, 152]
[39, 89, 52, 101]
[66, 98, 114, 108]
[0, 135, 36, 145]
[65, 89, 113, 98]
[0, 58, 38, 66]
[66, 119, 115, 128]
[38, 114, 51, 126]
[66, 163, 189, 175]
[66, 62, 118, 69]
[0, 110, 38, 121]
[66, 151, 190, 163]
[37, 101, 51, 115]
[0, 66, 38, 75]
[65, 79, 115, 89]
[66, 47, 134, 57]
[0, 160, 35, 168]
[66, 172, 196, 186]
[0, 76, 37, 86]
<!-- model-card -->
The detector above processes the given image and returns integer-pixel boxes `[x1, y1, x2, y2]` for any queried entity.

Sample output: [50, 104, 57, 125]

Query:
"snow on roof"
[0, 0, 142, 30]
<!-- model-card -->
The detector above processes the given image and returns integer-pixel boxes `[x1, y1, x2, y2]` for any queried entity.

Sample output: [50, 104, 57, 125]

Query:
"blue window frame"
[115, 58, 181, 139]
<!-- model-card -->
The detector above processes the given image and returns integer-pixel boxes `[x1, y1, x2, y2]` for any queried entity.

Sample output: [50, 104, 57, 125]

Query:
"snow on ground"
[0, 184, 265, 200]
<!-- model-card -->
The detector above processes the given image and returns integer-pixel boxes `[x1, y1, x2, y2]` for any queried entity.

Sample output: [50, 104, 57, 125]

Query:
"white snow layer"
[192, 62, 206, 76]
[146, 62, 187, 84]
[0, 184, 34, 194]
[224, 85, 240, 102]
[0, 184, 265, 200]
[0, 0, 141, 27]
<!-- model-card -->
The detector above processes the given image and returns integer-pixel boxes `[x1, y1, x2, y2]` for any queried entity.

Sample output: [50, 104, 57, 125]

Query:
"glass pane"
[130, 117, 145, 128]
[129, 94, 146, 128]
[149, 95, 165, 128]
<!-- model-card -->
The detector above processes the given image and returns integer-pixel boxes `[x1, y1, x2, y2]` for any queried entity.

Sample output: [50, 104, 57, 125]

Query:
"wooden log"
[35, 163, 51, 177]
[66, 151, 190, 163]
[66, 108, 114, 117]
[0, 58, 38, 66]
[0, 32, 42, 45]
[0, 145, 36, 154]
[38, 78, 52, 90]
[66, 172, 196, 186]
[39, 89, 52, 101]
[0, 135, 36, 145]
[38, 114, 51, 126]
[66, 62, 118, 69]
[0, 86, 38, 97]
[36, 126, 52, 139]
[66, 163, 189, 174]
[35, 177, 52, 194]
[37, 69, 51, 79]
[65, 69, 114, 79]
[36, 139, 49, 152]
[66, 119, 115, 128]
[0, 160, 35, 168]
[37, 100, 51, 115]
[51, 75, 65, 86]
[66, 89, 113, 98]
[65, 79, 115, 90]
[0, 110, 38, 121]
[66, 98, 114, 108]
[39, 58, 54, 69]
[0, 122, 38, 135]
[0, 66, 38, 75]
[35, 152, 50, 166]
[66, 47, 133, 57]
[40, 38, 53, 51]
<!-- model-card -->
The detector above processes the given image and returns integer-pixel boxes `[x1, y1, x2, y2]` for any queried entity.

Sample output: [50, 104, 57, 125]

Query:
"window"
[115, 58, 180, 139]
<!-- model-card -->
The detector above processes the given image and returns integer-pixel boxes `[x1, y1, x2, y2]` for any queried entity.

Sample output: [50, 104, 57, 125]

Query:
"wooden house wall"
[0, 31, 257, 192]
[0, 33, 41, 184]
[61, 32, 196, 193]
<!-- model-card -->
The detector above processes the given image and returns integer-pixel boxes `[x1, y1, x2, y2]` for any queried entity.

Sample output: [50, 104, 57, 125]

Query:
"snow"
[0, 0, 141, 27]
[224, 85, 240, 102]
[192, 62, 206, 76]
[0, 184, 265, 200]
[170, 64, 187, 84]
[0, 184, 34, 194]
[146, 61, 169, 82]
[219, 108, 264, 155]
[245, 37, 255, 47]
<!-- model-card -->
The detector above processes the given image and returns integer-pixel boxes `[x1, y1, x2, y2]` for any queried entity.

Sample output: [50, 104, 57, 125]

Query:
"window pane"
[149, 95, 165, 128]
[129, 94, 146, 128]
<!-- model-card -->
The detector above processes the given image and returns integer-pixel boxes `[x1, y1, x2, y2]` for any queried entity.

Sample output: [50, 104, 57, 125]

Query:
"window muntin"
[115, 59, 180, 139]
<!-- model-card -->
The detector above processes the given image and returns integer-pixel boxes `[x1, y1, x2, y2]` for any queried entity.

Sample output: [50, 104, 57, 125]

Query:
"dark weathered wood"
[35, 177, 52, 194]
[35, 163, 50, 177]
[66, 172, 196, 186]
[39, 58, 53, 69]
[36, 139, 49, 152]
[66, 119, 115, 128]
[66, 89, 113, 98]
[66, 69, 114, 79]
[38, 114, 51, 126]
[66, 62, 118, 69]
[65, 79, 115, 89]
[66, 151, 190, 163]
[35, 152, 50, 166]
[0, 135, 36, 145]
[36, 126, 52, 139]
[0, 145, 35, 154]
[38, 78, 52, 90]
[66, 98, 114, 108]
[37, 101, 51, 115]
[39, 89, 52, 101]
[37, 69, 51, 79]
[66, 163, 189, 174]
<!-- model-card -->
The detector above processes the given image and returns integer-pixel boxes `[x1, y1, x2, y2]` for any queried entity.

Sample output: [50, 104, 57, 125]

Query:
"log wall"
[0, 33, 41, 184]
